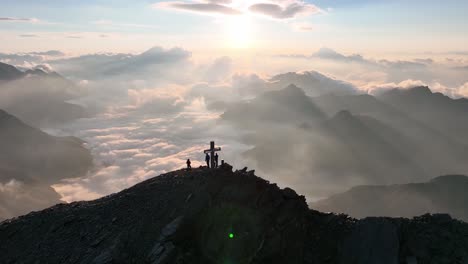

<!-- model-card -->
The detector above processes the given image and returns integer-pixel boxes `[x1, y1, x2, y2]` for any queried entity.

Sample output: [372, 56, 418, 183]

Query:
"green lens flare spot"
[229, 233, 234, 239]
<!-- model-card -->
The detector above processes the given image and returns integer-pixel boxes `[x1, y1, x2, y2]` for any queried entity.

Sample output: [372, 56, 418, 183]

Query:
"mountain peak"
[262, 83, 307, 101]
[408, 86, 432, 94]
[383, 86, 432, 97]
[334, 109, 353, 119]
[283, 83, 305, 94]
[0, 62, 24, 81]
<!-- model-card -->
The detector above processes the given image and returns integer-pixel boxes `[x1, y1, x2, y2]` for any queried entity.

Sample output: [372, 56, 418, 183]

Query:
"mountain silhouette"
[0, 62, 88, 127]
[2, 165, 468, 263]
[269, 71, 357, 96]
[0, 62, 25, 81]
[313, 175, 468, 222]
[379, 86, 468, 145]
[0, 109, 92, 184]
[222, 84, 325, 127]
[0, 109, 92, 220]
[224, 85, 468, 197]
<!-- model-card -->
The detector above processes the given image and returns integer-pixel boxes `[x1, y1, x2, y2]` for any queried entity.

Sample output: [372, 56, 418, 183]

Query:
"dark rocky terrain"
[313, 175, 468, 222]
[2, 164, 468, 263]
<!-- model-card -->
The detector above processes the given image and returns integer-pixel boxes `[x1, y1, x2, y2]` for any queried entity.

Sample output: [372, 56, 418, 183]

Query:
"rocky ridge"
[1, 164, 468, 264]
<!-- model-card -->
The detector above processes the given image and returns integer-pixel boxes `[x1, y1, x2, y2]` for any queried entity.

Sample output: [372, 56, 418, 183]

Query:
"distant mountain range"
[312, 175, 468, 222]
[379, 86, 468, 145]
[222, 84, 468, 197]
[0, 62, 88, 128]
[0, 109, 92, 220]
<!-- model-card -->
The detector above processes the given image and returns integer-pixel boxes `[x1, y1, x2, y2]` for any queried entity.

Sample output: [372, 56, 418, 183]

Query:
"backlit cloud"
[249, 1, 319, 19]
[154, 0, 320, 19]
[155, 1, 242, 16]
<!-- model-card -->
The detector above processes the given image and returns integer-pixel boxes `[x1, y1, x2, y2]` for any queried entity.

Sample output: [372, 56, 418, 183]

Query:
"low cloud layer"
[0, 50, 65, 68]
[2, 46, 468, 219]
[278, 47, 468, 97]
[49, 47, 192, 81]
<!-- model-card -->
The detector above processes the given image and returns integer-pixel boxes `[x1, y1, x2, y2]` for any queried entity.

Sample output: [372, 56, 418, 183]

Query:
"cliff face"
[1, 165, 468, 264]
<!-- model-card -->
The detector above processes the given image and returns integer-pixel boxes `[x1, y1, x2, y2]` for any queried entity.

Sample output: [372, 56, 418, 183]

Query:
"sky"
[1, 0, 468, 57]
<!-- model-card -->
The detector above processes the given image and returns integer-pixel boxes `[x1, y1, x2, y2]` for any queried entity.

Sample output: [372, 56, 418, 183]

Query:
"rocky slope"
[1, 164, 468, 263]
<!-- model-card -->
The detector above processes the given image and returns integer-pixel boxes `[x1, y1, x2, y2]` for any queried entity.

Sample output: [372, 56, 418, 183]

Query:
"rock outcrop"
[1, 165, 468, 263]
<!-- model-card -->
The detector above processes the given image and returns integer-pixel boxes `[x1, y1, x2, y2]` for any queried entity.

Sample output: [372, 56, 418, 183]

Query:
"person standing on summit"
[205, 153, 210, 168]
[214, 153, 219, 168]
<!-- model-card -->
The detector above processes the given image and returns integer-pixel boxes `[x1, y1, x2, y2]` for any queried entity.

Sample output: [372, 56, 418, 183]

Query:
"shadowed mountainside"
[313, 175, 468, 222]
[0, 109, 93, 219]
[0, 109, 92, 184]
[0, 62, 24, 81]
[1, 165, 468, 264]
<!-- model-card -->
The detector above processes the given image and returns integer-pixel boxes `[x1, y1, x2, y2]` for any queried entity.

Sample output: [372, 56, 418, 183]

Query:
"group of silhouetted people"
[186, 153, 219, 170]
[205, 153, 219, 168]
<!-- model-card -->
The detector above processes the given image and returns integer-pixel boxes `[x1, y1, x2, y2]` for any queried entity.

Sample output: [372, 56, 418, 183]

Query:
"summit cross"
[204, 141, 221, 168]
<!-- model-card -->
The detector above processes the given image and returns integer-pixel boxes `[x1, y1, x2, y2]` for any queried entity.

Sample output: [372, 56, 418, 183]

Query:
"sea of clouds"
[2, 46, 468, 207]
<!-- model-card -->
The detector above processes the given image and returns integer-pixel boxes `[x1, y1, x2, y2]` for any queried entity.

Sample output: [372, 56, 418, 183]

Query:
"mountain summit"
[2, 165, 468, 263]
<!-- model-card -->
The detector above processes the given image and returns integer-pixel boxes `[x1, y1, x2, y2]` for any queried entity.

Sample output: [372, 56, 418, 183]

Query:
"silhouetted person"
[214, 153, 219, 168]
[186, 159, 191, 170]
[205, 153, 210, 168]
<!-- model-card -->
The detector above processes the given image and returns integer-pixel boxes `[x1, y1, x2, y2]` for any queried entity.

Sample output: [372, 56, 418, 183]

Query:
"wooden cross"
[204, 141, 221, 168]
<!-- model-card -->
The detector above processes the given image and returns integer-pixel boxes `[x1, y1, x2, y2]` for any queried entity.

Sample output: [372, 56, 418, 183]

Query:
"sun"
[226, 15, 253, 49]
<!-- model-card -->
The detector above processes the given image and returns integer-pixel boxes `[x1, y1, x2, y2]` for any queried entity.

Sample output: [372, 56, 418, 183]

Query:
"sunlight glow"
[226, 15, 253, 49]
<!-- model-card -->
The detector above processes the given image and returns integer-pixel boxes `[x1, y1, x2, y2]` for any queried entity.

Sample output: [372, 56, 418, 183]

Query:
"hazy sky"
[1, 0, 468, 56]
[2, 0, 468, 218]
